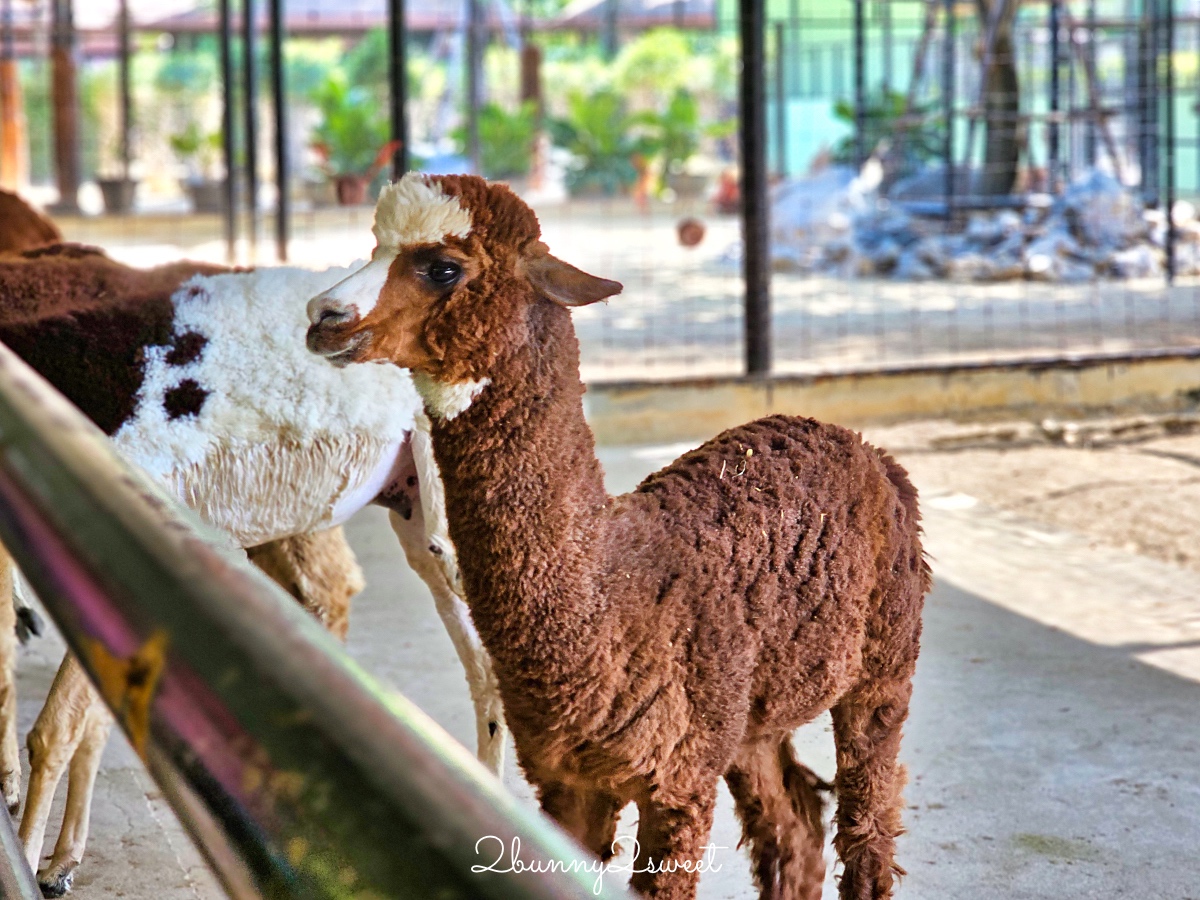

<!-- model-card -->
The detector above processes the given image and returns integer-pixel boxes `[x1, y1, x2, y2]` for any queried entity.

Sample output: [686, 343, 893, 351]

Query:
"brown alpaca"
[0, 189, 61, 254]
[308, 173, 928, 899]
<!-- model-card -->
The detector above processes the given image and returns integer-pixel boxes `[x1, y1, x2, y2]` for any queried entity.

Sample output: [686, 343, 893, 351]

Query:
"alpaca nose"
[307, 293, 351, 327]
[306, 254, 395, 325]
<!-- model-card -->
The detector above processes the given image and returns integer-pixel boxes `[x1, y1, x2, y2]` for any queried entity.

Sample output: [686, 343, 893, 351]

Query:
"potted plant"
[311, 73, 398, 205]
[97, 172, 138, 214]
[169, 123, 225, 213]
[547, 90, 656, 198]
[452, 101, 539, 183]
[641, 88, 732, 201]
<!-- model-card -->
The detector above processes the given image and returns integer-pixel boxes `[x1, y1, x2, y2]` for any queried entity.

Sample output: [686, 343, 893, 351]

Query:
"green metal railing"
[0, 340, 628, 899]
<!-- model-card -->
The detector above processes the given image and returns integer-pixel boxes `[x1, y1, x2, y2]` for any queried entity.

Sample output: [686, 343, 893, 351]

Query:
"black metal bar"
[882, 0, 893, 94]
[465, 0, 482, 175]
[0, 0, 11, 60]
[942, 0, 955, 216]
[774, 21, 786, 178]
[1085, 0, 1097, 165]
[219, 0, 236, 263]
[117, 0, 132, 180]
[1165, 0, 1176, 281]
[269, 0, 287, 261]
[1049, 0, 1061, 190]
[242, 0, 259, 260]
[604, 0, 618, 59]
[854, 0, 866, 168]
[0, 342, 631, 900]
[388, 0, 409, 177]
[0, 798, 40, 900]
[740, 0, 771, 376]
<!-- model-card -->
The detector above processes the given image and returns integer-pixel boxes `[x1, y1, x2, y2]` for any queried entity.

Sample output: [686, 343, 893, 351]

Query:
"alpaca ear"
[520, 243, 623, 308]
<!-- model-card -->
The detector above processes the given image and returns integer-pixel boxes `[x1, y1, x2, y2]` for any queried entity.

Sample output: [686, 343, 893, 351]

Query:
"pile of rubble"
[770, 166, 1200, 282]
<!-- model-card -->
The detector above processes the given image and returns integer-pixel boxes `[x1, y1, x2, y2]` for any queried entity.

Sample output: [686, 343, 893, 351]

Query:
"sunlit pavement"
[12, 442, 1200, 897]
[54, 202, 1200, 385]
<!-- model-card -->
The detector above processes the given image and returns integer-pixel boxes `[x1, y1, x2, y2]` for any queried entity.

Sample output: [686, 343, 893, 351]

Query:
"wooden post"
[50, 0, 80, 213]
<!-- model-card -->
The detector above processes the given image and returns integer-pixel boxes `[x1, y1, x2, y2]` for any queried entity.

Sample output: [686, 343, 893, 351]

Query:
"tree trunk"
[976, 0, 1021, 196]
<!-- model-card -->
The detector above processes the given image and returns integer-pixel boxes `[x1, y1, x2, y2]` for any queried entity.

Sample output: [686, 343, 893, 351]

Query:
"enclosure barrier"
[0, 793, 39, 900]
[0, 341, 628, 900]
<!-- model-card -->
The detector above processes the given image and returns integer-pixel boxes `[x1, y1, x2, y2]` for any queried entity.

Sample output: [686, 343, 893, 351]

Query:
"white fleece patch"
[307, 250, 397, 320]
[114, 265, 422, 528]
[412, 372, 490, 421]
[372, 174, 473, 250]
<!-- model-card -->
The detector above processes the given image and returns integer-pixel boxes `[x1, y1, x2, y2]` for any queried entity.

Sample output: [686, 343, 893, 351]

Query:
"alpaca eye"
[428, 260, 462, 285]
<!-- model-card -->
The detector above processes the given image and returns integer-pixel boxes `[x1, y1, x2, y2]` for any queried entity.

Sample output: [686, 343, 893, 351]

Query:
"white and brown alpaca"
[0, 246, 502, 895]
[307, 174, 929, 900]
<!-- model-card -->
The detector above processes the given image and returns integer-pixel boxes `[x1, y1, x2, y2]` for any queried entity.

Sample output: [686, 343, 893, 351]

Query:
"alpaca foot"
[16, 606, 45, 644]
[1, 768, 18, 814]
[38, 861, 77, 897]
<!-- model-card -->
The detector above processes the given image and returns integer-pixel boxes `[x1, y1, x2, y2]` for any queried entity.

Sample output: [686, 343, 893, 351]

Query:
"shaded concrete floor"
[11, 444, 1200, 897]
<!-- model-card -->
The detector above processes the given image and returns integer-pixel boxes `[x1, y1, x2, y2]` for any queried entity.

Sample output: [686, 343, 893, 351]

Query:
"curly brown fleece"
[314, 176, 930, 900]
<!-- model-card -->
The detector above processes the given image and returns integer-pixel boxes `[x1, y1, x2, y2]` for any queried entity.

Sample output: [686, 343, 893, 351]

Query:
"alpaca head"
[306, 173, 621, 413]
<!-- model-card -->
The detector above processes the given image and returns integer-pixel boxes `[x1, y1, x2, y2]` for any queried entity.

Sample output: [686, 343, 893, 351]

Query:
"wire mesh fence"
[4, 0, 1199, 383]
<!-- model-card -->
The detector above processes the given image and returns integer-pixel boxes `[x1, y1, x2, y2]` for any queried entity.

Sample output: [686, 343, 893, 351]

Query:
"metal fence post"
[741, 0, 771, 376]
[219, 0, 237, 263]
[242, 0, 259, 261]
[269, 0, 288, 261]
[389, 0, 409, 178]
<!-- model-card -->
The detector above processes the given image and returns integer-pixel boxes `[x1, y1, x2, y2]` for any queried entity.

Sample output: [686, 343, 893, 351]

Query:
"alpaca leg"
[388, 508, 506, 774]
[830, 683, 912, 900]
[0, 544, 19, 812]
[537, 781, 624, 860]
[247, 526, 364, 641]
[629, 784, 718, 899]
[37, 707, 111, 897]
[19, 656, 100, 873]
[725, 739, 831, 900]
[399, 417, 508, 772]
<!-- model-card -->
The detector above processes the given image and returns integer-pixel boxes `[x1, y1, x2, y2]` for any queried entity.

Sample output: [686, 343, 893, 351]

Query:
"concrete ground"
[11, 439, 1200, 898]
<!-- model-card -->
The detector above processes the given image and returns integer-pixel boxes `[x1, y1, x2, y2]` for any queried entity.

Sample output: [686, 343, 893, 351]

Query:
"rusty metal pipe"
[0, 342, 626, 899]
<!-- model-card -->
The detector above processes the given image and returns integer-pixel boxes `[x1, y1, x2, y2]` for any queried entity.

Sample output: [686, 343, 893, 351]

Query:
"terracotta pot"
[335, 174, 370, 206]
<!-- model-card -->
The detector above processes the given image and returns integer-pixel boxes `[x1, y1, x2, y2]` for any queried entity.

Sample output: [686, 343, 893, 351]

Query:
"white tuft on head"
[372, 173, 474, 251]
[412, 372, 490, 421]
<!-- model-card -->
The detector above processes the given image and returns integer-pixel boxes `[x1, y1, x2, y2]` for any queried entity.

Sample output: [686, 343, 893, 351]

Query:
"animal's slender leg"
[629, 783, 718, 899]
[19, 656, 97, 873]
[387, 422, 506, 773]
[830, 682, 912, 900]
[0, 542, 19, 813]
[36, 706, 111, 898]
[725, 739, 831, 900]
[247, 526, 364, 641]
[389, 508, 505, 771]
[537, 781, 624, 860]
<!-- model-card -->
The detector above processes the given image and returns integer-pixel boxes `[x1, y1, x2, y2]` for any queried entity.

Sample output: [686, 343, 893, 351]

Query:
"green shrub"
[454, 101, 538, 180]
[548, 90, 654, 196]
[310, 72, 391, 175]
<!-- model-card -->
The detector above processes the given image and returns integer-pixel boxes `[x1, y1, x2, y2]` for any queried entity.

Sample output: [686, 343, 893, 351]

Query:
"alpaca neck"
[426, 303, 609, 704]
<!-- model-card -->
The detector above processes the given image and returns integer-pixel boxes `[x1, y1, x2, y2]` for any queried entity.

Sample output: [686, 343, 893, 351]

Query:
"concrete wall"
[584, 351, 1200, 445]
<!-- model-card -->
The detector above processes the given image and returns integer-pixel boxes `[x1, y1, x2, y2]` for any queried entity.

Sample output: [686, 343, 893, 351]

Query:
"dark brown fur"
[0, 246, 223, 434]
[309, 176, 930, 899]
